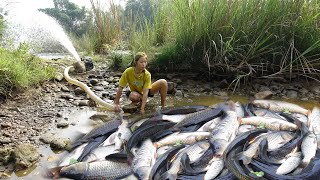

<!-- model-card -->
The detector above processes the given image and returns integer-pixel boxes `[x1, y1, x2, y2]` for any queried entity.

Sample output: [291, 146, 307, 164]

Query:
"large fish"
[60, 160, 131, 180]
[82, 145, 119, 163]
[308, 106, 320, 148]
[209, 111, 239, 156]
[301, 132, 317, 168]
[276, 151, 302, 175]
[132, 139, 157, 180]
[173, 107, 223, 129]
[154, 131, 210, 148]
[252, 99, 310, 115]
[240, 116, 297, 131]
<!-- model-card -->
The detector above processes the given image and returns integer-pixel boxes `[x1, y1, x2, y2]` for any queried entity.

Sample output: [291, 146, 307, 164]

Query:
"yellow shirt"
[119, 67, 152, 94]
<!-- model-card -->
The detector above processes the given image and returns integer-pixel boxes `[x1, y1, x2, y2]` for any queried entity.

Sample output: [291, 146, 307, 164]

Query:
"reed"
[132, 0, 320, 85]
[90, 0, 123, 53]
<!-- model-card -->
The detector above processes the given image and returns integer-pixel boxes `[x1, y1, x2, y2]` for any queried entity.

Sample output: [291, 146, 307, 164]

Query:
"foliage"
[90, 0, 124, 53]
[125, 0, 154, 24]
[110, 52, 133, 71]
[0, 44, 55, 98]
[40, 0, 93, 37]
[0, 16, 4, 40]
[130, 0, 320, 87]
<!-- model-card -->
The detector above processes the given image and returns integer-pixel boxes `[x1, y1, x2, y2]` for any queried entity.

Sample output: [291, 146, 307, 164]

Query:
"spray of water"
[1, 4, 81, 62]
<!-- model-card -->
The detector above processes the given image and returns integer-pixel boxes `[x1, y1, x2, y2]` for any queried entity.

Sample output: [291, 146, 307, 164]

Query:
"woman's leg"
[150, 79, 168, 107]
[129, 91, 142, 104]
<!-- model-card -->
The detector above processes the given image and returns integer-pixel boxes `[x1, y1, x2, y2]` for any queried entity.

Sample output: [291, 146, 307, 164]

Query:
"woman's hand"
[114, 104, 121, 112]
[140, 108, 145, 114]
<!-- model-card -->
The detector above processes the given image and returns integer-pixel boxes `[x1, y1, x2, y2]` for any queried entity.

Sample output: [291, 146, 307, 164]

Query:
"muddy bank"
[0, 60, 320, 177]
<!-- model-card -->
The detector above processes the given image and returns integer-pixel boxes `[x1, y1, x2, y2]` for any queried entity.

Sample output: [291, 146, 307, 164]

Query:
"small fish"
[240, 116, 297, 131]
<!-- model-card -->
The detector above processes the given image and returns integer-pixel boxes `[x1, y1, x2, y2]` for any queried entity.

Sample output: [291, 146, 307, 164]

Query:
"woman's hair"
[131, 52, 147, 66]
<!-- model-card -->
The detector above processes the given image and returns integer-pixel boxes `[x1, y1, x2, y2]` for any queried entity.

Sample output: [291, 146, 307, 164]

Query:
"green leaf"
[251, 171, 264, 177]
[174, 140, 182, 146]
[69, 158, 78, 165]
[283, 108, 291, 114]
[258, 123, 265, 129]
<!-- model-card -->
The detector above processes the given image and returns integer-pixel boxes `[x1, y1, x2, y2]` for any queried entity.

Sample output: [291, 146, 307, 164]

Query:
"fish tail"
[44, 166, 63, 179]
[307, 110, 312, 116]
[233, 152, 252, 165]
[158, 172, 178, 180]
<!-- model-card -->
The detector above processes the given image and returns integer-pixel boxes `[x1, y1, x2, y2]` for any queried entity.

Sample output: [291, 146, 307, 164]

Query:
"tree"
[40, 0, 92, 37]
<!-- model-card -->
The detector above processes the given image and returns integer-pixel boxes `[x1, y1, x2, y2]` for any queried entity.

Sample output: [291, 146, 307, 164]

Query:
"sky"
[2, 0, 126, 11]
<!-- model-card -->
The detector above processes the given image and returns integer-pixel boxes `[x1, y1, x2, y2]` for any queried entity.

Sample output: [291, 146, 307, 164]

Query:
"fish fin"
[233, 152, 252, 165]
[44, 166, 63, 179]
[307, 110, 312, 116]
[158, 172, 178, 180]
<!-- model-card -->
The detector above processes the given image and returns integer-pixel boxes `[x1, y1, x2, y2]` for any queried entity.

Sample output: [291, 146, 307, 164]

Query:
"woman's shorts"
[126, 90, 154, 97]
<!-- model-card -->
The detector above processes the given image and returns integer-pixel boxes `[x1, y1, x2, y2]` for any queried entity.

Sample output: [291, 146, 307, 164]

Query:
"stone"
[14, 143, 40, 170]
[54, 72, 64, 82]
[167, 82, 176, 94]
[57, 121, 69, 128]
[122, 103, 139, 113]
[89, 79, 99, 86]
[254, 90, 273, 99]
[286, 90, 298, 99]
[50, 138, 71, 151]
[74, 87, 85, 95]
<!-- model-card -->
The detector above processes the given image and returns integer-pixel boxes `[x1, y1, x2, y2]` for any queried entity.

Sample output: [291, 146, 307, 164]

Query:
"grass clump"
[0, 44, 55, 98]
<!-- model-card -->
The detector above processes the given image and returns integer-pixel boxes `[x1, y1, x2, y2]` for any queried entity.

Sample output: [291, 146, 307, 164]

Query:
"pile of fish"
[51, 99, 320, 180]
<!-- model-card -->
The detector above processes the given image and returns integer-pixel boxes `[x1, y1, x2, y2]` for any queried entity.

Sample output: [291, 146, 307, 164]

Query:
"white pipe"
[64, 66, 114, 110]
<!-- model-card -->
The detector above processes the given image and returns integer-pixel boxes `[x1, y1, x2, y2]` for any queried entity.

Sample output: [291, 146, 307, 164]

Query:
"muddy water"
[9, 94, 320, 180]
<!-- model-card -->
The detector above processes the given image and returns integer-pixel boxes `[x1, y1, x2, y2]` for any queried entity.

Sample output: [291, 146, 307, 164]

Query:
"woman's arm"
[140, 88, 149, 113]
[114, 86, 123, 111]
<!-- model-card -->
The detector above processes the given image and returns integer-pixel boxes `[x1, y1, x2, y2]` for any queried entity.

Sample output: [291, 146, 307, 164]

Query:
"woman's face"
[136, 56, 147, 71]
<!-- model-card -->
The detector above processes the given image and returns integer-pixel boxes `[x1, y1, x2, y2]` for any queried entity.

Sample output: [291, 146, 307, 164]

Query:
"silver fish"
[204, 157, 224, 180]
[82, 145, 119, 163]
[154, 131, 210, 148]
[240, 116, 297, 131]
[308, 106, 320, 148]
[252, 100, 310, 115]
[60, 160, 131, 179]
[301, 132, 317, 167]
[58, 142, 88, 167]
[276, 151, 302, 175]
[132, 139, 157, 180]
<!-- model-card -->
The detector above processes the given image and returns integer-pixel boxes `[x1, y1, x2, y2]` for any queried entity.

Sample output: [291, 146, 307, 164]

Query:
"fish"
[196, 117, 222, 132]
[203, 157, 224, 180]
[240, 116, 297, 131]
[159, 141, 210, 180]
[58, 142, 88, 167]
[174, 107, 223, 129]
[71, 119, 121, 149]
[60, 160, 131, 179]
[114, 120, 132, 150]
[154, 131, 210, 148]
[308, 106, 320, 148]
[234, 131, 293, 164]
[160, 105, 208, 115]
[82, 145, 120, 163]
[209, 111, 239, 156]
[301, 132, 317, 168]
[132, 139, 157, 180]
[252, 99, 310, 116]
[276, 151, 302, 175]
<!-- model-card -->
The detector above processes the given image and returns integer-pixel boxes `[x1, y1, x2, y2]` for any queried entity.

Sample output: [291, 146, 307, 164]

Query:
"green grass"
[129, 0, 320, 86]
[0, 44, 55, 98]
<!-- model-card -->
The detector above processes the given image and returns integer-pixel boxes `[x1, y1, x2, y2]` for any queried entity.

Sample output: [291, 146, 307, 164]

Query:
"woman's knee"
[159, 79, 168, 88]
[129, 92, 141, 102]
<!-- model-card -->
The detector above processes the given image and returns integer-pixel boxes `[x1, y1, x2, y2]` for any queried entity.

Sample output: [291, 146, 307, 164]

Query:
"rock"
[50, 138, 71, 151]
[0, 148, 14, 165]
[89, 113, 109, 121]
[122, 104, 139, 113]
[216, 79, 228, 89]
[57, 121, 69, 128]
[54, 72, 64, 82]
[39, 133, 55, 144]
[74, 87, 85, 95]
[0, 137, 11, 144]
[254, 90, 273, 99]
[14, 143, 40, 170]
[167, 82, 176, 94]
[73, 61, 86, 73]
[93, 86, 104, 91]
[1, 122, 12, 128]
[60, 85, 70, 92]
[175, 90, 183, 97]
[89, 79, 99, 86]
[78, 100, 95, 107]
[286, 90, 298, 99]
[60, 94, 74, 100]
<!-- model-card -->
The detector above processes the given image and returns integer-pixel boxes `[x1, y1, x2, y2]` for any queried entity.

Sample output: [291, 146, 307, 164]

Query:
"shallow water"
[7, 94, 320, 179]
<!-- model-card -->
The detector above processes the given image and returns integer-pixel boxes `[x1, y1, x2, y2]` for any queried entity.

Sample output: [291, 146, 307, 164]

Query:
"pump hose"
[63, 66, 114, 110]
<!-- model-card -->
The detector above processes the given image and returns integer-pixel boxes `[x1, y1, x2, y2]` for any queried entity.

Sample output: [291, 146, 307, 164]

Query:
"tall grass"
[0, 44, 55, 98]
[90, 0, 123, 53]
[131, 0, 320, 87]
